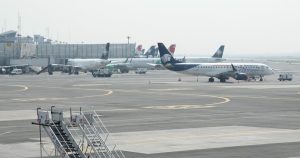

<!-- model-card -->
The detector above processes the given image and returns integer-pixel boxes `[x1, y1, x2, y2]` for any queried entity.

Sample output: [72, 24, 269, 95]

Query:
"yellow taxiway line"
[143, 90, 231, 110]
[0, 85, 29, 92]
[0, 131, 11, 136]
[10, 85, 113, 102]
[12, 90, 113, 102]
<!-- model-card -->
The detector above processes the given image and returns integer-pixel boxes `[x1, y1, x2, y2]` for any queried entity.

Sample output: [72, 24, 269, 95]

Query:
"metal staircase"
[49, 121, 83, 158]
[76, 110, 125, 158]
[33, 107, 125, 158]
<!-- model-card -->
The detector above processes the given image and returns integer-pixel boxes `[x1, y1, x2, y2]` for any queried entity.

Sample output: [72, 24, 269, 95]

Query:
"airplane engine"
[234, 73, 248, 80]
[48, 65, 53, 75]
[64, 59, 69, 65]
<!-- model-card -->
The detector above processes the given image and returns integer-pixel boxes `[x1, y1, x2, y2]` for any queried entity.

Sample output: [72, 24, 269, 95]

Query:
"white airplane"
[158, 43, 274, 82]
[51, 44, 156, 74]
[124, 44, 225, 70]
[66, 58, 110, 71]
[39, 43, 112, 75]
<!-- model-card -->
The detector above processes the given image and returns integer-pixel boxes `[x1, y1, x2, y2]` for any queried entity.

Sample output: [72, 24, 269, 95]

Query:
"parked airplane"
[53, 44, 158, 73]
[109, 45, 161, 70]
[125, 57, 162, 70]
[38, 43, 112, 75]
[125, 44, 225, 70]
[158, 43, 274, 82]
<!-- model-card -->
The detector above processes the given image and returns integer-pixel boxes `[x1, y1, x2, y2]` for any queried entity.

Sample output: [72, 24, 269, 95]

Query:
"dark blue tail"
[157, 43, 180, 66]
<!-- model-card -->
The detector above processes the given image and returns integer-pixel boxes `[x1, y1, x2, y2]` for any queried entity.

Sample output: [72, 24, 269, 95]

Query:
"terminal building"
[0, 30, 136, 66]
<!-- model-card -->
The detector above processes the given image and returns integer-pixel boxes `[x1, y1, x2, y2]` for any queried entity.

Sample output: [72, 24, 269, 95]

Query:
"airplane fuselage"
[167, 63, 274, 78]
[177, 57, 225, 63]
[67, 59, 110, 71]
[110, 57, 224, 70]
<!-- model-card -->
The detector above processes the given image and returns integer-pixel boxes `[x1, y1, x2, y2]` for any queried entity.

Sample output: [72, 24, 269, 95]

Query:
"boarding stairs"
[48, 121, 83, 158]
[71, 110, 125, 158]
[36, 108, 86, 158]
[34, 107, 125, 158]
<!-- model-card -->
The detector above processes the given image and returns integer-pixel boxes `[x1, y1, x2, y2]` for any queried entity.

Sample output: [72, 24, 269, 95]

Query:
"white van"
[135, 68, 147, 74]
[278, 73, 293, 81]
[10, 69, 23, 75]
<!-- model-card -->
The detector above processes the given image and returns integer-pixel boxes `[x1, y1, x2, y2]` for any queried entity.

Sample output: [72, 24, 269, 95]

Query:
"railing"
[78, 120, 108, 158]
[92, 110, 125, 158]
[80, 110, 125, 158]
[35, 107, 125, 158]
[61, 120, 87, 158]
[42, 121, 71, 158]
[65, 119, 84, 151]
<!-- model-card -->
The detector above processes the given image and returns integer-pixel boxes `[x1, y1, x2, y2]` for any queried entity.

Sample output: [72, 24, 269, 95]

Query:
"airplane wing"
[147, 63, 165, 70]
[110, 60, 122, 64]
[214, 64, 248, 80]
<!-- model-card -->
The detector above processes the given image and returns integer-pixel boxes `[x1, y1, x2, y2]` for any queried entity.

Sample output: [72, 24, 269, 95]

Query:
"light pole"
[126, 36, 130, 44]
[126, 36, 131, 57]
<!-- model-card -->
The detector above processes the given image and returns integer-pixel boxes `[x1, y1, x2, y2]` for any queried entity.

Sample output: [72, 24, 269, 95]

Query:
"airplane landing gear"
[220, 78, 226, 83]
[92, 71, 96, 77]
[208, 77, 214, 82]
[259, 75, 263, 81]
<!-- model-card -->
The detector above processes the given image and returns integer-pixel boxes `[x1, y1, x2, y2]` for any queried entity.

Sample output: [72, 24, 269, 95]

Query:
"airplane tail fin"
[135, 44, 143, 56]
[231, 63, 237, 71]
[212, 45, 224, 58]
[101, 43, 110, 60]
[157, 43, 179, 66]
[168, 44, 176, 56]
[154, 47, 159, 57]
[144, 45, 156, 57]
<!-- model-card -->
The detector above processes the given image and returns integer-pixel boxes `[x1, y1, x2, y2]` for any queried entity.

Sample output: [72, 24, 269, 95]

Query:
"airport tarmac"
[0, 61, 300, 158]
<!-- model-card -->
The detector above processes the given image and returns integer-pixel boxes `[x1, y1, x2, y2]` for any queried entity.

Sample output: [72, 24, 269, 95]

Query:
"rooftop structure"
[0, 30, 17, 43]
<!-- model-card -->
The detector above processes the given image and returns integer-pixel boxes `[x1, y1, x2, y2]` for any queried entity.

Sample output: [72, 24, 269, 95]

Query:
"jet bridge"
[33, 106, 125, 158]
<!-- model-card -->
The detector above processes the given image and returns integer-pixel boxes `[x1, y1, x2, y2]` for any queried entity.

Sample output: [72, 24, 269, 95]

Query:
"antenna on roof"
[17, 12, 21, 36]
[127, 36, 131, 44]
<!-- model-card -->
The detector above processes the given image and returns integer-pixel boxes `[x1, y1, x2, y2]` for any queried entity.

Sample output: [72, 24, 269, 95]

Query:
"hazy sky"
[1, 0, 300, 57]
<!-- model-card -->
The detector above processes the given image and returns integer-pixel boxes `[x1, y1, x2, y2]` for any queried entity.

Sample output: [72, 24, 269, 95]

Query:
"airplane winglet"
[124, 58, 129, 63]
[231, 64, 237, 71]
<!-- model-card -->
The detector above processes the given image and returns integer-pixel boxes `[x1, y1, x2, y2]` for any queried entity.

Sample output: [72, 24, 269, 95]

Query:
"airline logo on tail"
[168, 44, 176, 56]
[135, 45, 143, 55]
[158, 43, 179, 68]
[161, 54, 173, 64]
[136, 45, 143, 52]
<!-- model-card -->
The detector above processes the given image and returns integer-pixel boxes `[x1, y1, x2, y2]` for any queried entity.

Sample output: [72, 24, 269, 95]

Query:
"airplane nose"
[270, 68, 275, 74]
